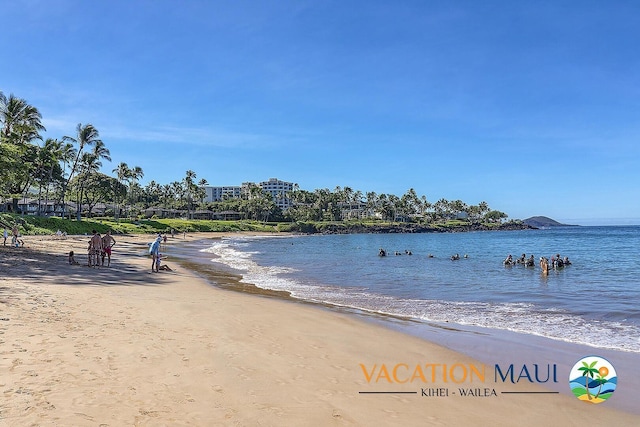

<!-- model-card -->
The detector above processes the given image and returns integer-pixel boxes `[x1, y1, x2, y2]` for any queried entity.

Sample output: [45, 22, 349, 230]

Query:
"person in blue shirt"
[149, 235, 162, 272]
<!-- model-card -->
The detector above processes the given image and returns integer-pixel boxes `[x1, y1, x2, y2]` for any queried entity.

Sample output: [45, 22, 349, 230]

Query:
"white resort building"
[257, 178, 295, 211]
[203, 186, 242, 203]
[203, 178, 296, 210]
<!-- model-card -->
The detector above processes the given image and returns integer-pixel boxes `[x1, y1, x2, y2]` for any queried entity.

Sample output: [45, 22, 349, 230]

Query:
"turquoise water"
[187, 226, 640, 352]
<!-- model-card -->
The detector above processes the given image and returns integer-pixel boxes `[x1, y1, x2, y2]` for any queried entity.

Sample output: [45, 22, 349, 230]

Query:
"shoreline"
[169, 234, 640, 415]
[1, 233, 638, 425]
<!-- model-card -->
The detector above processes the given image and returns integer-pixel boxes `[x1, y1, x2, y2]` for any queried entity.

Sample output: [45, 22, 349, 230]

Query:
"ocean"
[173, 226, 640, 353]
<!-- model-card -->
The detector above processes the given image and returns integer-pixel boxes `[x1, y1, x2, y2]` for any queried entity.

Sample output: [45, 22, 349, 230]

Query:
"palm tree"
[420, 195, 432, 222]
[92, 140, 111, 163]
[143, 180, 162, 206]
[365, 191, 378, 219]
[197, 178, 208, 206]
[59, 141, 77, 178]
[127, 166, 144, 215]
[388, 194, 401, 222]
[0, 92, 46, 139]
[161, 183, 175, 209]
[77, 151, 106, 217]
[182, 170, 197, 218]
[170, 181, 183, 210]
[401, 188, 421, 220]
[69, 139, 110, 220]
[578, 360, 599, 400]
[0, 92, 45, 212]
[351, 190, 363, 219]
[35, 138, 64, 215]
[478, 201, 490, 218]
[61, 123, 102, 219]
[113, 162, 131, 219]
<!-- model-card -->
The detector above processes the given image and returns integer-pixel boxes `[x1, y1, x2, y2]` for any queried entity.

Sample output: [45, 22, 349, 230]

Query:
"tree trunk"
[37, 183, 43, 216]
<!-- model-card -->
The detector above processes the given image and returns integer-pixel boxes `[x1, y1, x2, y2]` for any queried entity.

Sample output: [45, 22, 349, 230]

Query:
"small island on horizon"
[523, 216, 577, 228]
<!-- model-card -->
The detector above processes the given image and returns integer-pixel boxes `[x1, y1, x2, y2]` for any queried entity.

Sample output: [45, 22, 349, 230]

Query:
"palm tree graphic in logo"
[569, 356, 617, 403]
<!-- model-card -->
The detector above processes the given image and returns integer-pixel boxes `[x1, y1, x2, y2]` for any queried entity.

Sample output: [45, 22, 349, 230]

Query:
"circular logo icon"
[569, 356, 617, 404]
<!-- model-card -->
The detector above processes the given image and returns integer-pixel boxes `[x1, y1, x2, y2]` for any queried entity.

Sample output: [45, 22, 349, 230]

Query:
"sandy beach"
[1, 233, 639, 426]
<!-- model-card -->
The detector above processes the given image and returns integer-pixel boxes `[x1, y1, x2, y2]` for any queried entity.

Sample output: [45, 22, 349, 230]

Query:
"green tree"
[485, 210, 508, 223]
[0, 92, 45, 211]
[34, 138, 66, 215]
[62, 123, 102, 219]
[365, 191, 378, 219]
[71, 140, 111, 220]
[113, 162, 131, 219]
[69, 172, 124, 217]
[182, 170, 198, 218]
[196, 178, 208, 207]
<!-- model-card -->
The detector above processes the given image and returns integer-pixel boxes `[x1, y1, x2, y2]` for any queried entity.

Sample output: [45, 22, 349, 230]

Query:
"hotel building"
[203, 178, 296, 210]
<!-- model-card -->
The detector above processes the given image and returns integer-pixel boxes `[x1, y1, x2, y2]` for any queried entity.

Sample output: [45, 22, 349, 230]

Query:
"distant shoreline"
[307, 221, 537, 234]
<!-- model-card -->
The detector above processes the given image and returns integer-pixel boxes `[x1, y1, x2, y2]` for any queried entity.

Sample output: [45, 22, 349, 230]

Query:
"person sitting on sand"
[68, 251, 79, 265]
[156, 254, 173, 271]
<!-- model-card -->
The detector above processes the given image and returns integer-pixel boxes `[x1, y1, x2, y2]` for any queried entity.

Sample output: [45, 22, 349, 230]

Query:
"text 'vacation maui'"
[359, 362, 558, 397]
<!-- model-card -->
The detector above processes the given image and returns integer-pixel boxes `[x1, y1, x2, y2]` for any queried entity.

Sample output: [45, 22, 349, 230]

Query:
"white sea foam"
[200, 237, 640, 353]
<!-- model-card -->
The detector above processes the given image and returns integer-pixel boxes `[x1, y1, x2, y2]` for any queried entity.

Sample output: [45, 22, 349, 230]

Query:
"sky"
[2, 0, 639, 225]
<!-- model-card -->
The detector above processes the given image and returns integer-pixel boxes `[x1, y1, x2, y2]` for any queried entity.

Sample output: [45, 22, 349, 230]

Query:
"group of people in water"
[377, 248, 571, 276]
[378, 249, 467, 260]
[504, 253, 572, 274]
[378, 249, 414, 256]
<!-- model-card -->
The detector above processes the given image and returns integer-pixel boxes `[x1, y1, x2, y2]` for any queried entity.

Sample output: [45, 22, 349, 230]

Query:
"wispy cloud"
[102, 124, 287, 150]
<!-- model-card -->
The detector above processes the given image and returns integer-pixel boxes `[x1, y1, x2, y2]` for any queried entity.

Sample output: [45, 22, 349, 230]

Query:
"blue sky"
[2, 1, 639, 224]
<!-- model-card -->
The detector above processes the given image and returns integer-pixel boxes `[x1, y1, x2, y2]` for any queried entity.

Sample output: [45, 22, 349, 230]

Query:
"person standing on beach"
[2, 227, 7, 246]
[88, 230, 103, 267]
[11, 225, 19, 246]
[149, 235, 162, 272]
[101, 230, 116, 267]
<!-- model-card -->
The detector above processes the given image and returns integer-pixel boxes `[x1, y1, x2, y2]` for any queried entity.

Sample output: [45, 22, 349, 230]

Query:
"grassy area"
[0, 213, 279, 236]
[0, 213, 524, 236]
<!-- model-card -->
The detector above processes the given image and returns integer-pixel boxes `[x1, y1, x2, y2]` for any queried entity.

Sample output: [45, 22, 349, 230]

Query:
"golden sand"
[1, 233, 638, 426]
